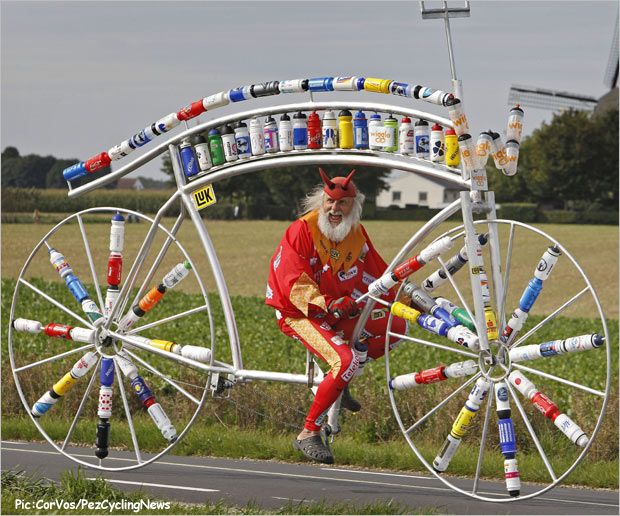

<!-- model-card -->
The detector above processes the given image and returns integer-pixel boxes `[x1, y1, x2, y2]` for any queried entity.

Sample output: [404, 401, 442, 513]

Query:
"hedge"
[1, 188, 180, 216]
[2, 188, 617, 225]
[372, 206, 462, 221]
[539, 210, 619, 225]
[496, 203, 539, 222]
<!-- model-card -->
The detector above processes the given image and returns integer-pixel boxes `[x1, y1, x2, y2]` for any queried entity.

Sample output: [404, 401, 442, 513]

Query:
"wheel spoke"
[124, 349, 201, 405]
[406, 373, 481, 433]
[506, 383, 557, 482]
[436, 256, 477, 333]
[499, 222, 516, 329]
[388, 331, 478, 359]
[511, 287, 589, 349]
[512, 363, 605, 397]
[19, 278, 93, 329]
[105, 195, 179, 330]
[472, 389, 494, 494]
[62, 356, 100, 451]
[76, 214, 105, 310]
[113, 357, 142, 464]
[126, 211, 185, 315]
[14, 343, 96, 373]
[127, 304, 209, 335]
[112, 330, 231, 374]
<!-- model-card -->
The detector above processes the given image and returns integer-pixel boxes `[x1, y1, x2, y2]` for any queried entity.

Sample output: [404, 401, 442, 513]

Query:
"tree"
[46, 159, 81, 188]
[2, 146, 19, 160]
[487, 108, 618, 209]
[1, 152, 56, 188]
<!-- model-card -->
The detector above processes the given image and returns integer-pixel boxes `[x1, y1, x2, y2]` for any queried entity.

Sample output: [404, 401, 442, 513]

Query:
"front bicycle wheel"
[8, 207, 221, 471]
[384, 219, 611, 501]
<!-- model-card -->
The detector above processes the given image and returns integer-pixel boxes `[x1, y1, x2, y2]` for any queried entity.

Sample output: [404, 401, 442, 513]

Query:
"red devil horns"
[319, 168, 358, 199]
[342, 169, 356, 187]
[319, 167, 335, 189]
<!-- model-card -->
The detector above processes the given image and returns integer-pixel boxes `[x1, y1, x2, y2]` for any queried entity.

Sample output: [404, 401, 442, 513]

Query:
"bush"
[539, 210, 580, 224]
[578, 211, 619, 225]
[2, 188, 179, 215]
[373, 206, 461, 221]
[496, 202, 538, 222]
[539, 209, 618, 225]
[1, 188, 41, 213]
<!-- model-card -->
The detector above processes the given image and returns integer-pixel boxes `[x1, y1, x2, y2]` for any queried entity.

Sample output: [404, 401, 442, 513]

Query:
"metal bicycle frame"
[64, 100, 482, 391]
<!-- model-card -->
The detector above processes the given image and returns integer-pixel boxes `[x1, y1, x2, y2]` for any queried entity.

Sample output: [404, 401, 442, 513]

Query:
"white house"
[376, 171, 463, 209]
[116, 177, 145, 190]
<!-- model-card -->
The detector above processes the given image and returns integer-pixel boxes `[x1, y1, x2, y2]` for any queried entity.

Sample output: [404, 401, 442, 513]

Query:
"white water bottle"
[368, 113, 383, 151]
[278, 113, 293, 152]
[322, 110, 338, 149]
[398, 117, 414, 154]
[249, 118, 265, 156]
[234, 122, 251, 159]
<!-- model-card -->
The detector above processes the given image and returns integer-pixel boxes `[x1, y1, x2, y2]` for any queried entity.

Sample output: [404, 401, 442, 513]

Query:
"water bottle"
[322, 110, 337, 149]
[384, 114, 398, 152]
[264, 116, 279, 153]
[234, 122, 252, 159]
[414, 119, 430, 159]
[278, 113, 293, 152]
[293, 111, 308, 150]
[249, 118, 265, 156]
[353, 110, 368, 149]
[308, 111, 322, 149]
[338, 109, 353, 149]
[208, 128, 225, 166]
[368, 113, 383, 150]
[398, 117, 414, 154]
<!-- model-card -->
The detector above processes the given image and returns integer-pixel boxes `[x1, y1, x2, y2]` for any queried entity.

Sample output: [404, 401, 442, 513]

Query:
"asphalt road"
[2, 440, 618, 514]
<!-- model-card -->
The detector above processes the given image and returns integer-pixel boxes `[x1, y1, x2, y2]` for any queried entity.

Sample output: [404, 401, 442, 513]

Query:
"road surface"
[2, 441, 618, 514]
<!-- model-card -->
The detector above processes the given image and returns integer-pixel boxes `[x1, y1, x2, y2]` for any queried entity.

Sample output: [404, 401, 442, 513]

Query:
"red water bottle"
[107, 252, 122, 287]
[308, 111, 322, 149]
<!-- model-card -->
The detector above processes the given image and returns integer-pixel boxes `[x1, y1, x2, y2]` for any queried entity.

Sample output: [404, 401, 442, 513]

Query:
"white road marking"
[86, 478, 218, 493]
[272, 496, 314, 503]
[2, 443, 618, 509]
[325, 467, 430, 480]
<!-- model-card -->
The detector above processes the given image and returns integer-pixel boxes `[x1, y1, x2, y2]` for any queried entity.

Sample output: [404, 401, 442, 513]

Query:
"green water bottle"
[208, 128, 225, 166]
[384, 114, 398, 153]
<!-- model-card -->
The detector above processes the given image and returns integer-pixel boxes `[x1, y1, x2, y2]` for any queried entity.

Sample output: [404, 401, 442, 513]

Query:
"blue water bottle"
[293, 111, 308, 150]
[353, 111, 369, 149]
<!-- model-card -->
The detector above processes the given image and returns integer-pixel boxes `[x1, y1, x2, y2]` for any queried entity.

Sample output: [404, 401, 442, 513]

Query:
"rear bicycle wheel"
[8, 207, 221, 471]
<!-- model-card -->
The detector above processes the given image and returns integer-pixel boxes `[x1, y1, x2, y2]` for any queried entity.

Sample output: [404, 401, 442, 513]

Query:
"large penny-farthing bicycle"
[7, 10, 611, 506]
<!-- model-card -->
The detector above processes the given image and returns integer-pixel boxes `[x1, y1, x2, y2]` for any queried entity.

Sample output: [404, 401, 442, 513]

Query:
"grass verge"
[1, 470, 440, 515]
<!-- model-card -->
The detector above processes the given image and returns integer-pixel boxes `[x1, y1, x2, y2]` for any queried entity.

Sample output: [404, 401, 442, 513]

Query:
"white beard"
[318, 208, 359, 243]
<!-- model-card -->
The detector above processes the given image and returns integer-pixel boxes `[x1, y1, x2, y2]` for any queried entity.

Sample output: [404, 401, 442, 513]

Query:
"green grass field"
[1, 219, 618, 490]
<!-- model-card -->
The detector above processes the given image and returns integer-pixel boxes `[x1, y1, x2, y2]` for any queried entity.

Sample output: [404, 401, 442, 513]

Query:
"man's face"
[322, 195, 354, 227]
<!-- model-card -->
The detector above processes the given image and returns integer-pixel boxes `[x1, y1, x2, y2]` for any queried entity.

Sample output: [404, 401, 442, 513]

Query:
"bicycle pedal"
[209, 373, 235, 398]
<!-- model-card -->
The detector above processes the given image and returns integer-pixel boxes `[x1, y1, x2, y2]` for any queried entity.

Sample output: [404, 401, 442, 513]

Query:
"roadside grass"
[1, 470, 441, 515]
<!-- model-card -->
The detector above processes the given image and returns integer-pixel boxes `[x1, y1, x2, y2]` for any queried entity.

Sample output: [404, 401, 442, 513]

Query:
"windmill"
[508, 9, 619, 114]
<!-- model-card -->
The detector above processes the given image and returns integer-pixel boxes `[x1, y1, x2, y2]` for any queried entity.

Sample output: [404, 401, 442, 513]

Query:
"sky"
[1, 1, 618, 181]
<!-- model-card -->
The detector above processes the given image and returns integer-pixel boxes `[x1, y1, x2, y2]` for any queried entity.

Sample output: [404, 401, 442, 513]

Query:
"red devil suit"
[266, 170, 406, 431]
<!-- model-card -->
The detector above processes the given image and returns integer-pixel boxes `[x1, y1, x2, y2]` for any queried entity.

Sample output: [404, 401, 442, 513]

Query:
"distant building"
[116, 178, 145, 190]
[376, 172, 463, 209]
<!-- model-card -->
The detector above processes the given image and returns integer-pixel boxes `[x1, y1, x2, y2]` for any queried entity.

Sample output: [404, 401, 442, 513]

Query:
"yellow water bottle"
[338, 110, 353, 149]
[445, 127, 460, 167]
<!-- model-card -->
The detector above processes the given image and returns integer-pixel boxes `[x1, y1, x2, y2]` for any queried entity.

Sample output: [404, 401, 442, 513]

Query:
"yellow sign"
[193, 184, 217, 210]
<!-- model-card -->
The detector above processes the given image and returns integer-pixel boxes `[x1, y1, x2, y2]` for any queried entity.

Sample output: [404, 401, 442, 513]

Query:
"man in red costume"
[266, 168, 406, 464]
